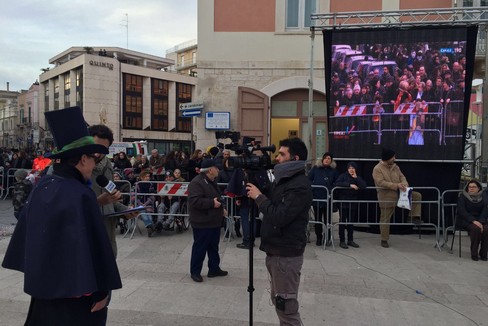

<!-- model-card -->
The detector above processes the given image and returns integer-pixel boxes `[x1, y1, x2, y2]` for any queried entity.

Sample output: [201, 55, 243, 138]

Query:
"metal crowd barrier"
[124, 180, 190, 239]
[329, 101, 463, 145]
[440, 189, 462, 250]
[309, 185, 330, 249]
[328, 186, 442, 251]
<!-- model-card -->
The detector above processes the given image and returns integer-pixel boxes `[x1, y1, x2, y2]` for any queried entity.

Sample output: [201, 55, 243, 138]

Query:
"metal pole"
[482, 25, 488, 173]
[308, 29, 315, 160]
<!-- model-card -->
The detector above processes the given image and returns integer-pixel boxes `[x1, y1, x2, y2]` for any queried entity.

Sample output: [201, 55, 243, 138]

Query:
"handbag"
[397, 187, 412, 210]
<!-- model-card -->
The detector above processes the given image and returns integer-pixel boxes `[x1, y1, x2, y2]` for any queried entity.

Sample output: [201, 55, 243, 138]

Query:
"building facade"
[0, 86, 20, 149]
[39, 47, 198, 155]
[195, 0, 456, 159]
[166, 39, 198, 77]
[17, 82, 40, 152]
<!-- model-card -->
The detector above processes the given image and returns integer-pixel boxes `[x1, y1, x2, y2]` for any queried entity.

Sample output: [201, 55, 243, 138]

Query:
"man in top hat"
[188, 158, 228, 282]
[2, 107, 122, 325]
[372, 148, 422, 248]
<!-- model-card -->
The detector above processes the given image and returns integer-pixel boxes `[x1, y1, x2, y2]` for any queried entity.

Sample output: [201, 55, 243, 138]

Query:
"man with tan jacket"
[372, 148, 422, 248]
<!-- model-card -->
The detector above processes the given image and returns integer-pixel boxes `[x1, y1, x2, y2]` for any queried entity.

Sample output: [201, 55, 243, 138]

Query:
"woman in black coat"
[334, 161, 367, 249]
[457, 179, 488, 261]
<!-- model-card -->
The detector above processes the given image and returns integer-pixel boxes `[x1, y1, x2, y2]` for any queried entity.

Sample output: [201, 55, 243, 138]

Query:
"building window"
[54, 79, 59, 110]
[192, 51, 197, 64]
[176, 83, 192, 132]
[151, 79, 169, 131]
[44, 83, 49, 112]
[123, 74, 143, 129]
[76, 69, 83, 107]
[64, 73, 70, 90]
[125, 74, 143, 93]
[286, 0, 316, 30]
[64, 73, 71, 108]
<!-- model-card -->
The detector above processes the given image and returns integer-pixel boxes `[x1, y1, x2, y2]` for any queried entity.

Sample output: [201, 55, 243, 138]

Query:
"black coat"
[334, 172, 367, 200]
[256, 169, 313, 257]
[457, 194, 487, 229]
[188, 173, 224, 228]
[2, 164, 121, 300]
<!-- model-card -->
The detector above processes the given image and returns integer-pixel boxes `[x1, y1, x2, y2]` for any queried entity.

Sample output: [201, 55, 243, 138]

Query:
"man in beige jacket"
[372, 148, 422, 248]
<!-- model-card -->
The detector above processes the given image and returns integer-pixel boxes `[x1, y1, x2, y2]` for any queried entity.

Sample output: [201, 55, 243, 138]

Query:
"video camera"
[215, 131, 276, 170]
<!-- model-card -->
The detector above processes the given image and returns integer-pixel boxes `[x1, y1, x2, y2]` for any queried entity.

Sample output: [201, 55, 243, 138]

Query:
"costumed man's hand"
[91, 295, 109, 312]
[98, 190, 122, 206]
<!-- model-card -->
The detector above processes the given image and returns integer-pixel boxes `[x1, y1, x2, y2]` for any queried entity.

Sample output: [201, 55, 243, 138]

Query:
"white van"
[108, 141, 148, 159]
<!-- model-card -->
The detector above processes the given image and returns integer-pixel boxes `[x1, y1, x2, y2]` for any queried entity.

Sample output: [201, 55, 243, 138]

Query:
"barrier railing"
[440, 189, 462, 249]
[329, 186, 442, 251]
[309, 185, 330, 249]
[125, 180, 190, 239]
[329, 101, 461, 145]
[118, 179, 462, 256]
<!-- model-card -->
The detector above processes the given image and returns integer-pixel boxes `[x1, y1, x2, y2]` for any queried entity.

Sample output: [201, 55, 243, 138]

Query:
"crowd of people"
[331, 42, 467, 110]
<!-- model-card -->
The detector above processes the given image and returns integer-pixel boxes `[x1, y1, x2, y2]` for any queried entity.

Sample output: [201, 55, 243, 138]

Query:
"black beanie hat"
[347, 161, 358, 170]
[323, 152, 333, 160]
[381, 148, 395, 161]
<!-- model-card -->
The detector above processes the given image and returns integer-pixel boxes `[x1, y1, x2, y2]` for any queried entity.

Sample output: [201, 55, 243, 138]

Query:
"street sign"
[182, 109, 202, 117]
[205, 112, 230, 130]
[179, 102, 204, 111]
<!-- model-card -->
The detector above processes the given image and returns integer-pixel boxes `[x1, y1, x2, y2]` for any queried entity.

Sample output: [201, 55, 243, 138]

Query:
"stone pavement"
[0, 198, 487, 326]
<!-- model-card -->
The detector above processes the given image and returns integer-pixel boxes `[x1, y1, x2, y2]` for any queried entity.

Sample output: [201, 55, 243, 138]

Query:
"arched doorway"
[270, 89, 327, 159]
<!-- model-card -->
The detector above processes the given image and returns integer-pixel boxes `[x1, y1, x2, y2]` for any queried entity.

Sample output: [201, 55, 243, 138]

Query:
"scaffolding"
[307, 7, 488, 180]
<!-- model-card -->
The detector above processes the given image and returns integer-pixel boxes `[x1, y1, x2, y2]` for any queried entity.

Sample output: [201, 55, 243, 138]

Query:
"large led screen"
[323, 26, 478, 160]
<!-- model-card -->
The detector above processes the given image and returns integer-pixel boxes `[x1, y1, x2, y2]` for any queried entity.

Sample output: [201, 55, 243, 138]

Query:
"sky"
[0, 0, 198, 92]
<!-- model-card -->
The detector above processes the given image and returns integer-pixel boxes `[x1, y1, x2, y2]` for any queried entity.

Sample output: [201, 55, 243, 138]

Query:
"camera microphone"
[96, 175, 117, 193]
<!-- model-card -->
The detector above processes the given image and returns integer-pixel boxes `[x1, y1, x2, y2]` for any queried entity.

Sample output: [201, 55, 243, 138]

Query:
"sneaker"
[207, 268, 228, 278]
[347, 241, 360, 248]
[381, 240, 389, 248]
[191, 274, 203, 282]
[316, 238, 323, 246]
[480, 257, 487, 261]
[472, 256, 479, 261]
[236, 243, 250, 249]
[339, 242, 348, 249]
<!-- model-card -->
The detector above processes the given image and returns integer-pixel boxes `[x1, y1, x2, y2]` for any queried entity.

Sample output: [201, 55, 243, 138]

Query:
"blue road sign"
[182, 109, 202, 117]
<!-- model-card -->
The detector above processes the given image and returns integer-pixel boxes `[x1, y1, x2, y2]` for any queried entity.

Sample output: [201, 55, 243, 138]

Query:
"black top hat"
[44, 106, 108, 159]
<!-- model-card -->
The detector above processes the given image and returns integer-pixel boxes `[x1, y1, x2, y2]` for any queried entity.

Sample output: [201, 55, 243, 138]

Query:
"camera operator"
[246, 137, 312, 326]
[188, 158, 229, 283]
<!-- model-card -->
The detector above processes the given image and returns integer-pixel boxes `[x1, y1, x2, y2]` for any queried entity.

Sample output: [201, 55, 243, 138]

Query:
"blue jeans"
[190, 227, 221, 276]
[140, 213, 154, 227]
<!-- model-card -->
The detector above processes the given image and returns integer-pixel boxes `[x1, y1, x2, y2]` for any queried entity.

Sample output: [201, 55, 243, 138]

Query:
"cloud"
[0, 0, 197, 91]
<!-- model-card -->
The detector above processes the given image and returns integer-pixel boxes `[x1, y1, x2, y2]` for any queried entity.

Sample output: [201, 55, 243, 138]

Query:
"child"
[12, 169, 33, 220]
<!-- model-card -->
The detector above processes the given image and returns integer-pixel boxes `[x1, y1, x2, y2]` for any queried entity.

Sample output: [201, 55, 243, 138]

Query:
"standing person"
[12, 169, 33, 220]
[2, 107, 121, 325]
[458, 180, 488, 261]
[372, 148, 422, 248]
[334, 162, 367, 249]
[188, 158, 228, 283]
[246, 137, 313, 326]
[88, 124, 138, 257]
[308, 152, 338, 246]
[188, 149, 203, 181]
